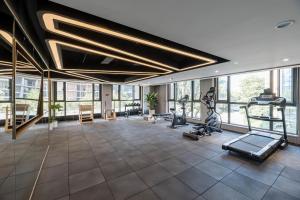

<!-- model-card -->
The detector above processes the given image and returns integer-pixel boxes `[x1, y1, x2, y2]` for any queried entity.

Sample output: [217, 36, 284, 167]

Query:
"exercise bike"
[169, 95, 189, 129]
[183, 87, 222, 140]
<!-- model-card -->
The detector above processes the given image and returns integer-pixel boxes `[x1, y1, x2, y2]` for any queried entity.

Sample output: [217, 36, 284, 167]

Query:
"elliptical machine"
[169, 95, 189, 129]
[183, 87, 222, 140]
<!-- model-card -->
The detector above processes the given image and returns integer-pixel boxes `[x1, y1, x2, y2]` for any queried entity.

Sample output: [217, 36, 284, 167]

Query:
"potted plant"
[145, 92, 158, 117]
[49, 116, 54, 130]
[50, 104, 63, 128]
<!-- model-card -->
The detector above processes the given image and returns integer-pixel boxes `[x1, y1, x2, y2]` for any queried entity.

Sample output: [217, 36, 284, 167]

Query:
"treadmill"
[222, 89, 288, 161]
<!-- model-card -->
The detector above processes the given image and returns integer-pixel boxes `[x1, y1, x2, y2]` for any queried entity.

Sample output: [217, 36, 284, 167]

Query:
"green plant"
[49, 104, 63, 122]
[145, 92, 158, 110]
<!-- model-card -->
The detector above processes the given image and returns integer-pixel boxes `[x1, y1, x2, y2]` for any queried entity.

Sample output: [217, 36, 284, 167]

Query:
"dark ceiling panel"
[5, 0, 229, 82]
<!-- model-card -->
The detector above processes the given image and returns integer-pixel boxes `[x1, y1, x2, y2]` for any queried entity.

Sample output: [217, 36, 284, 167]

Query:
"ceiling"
[50, 0, 300, 85]
[2, 0, 229, 83]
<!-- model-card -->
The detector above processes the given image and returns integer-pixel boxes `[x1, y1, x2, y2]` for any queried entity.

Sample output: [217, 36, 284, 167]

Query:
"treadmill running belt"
[241, 135, 275, 148]
[230, 140, 262, 153]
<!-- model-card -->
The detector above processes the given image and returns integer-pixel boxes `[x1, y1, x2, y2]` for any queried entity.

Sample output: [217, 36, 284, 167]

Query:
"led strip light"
[47, 39, 172, 74]
[0, 29, 43, 72]
[39, 12, 216, 71]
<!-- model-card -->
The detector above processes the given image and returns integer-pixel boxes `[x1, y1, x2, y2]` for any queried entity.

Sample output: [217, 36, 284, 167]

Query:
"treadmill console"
[249, 88, 286, 107]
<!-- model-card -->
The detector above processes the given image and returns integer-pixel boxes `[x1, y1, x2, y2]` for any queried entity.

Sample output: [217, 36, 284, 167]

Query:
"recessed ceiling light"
[215, 70, 219, 73]
[282, 58, 289, 62]
[233, 61, 239, 65]
[275, 20, 295, 29]
[169, 77, 173, 81]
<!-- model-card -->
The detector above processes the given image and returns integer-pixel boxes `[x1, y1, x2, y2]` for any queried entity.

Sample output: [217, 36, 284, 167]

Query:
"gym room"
[0, 0, 299, 199]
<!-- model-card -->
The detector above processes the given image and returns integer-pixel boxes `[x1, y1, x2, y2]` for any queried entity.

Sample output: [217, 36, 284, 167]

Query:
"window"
[168, 83, 175, 100]
[134, 85, 140, 100]
[0, 78, 10, 101]
[112, 85, 141, 113]
[192, 102, 201, 118]
[94, 84, 100, 100]
[193, 80, 201, 100]
[280, 68, 293, 102]
[217, 76, 227, 101]
[167, 80, 203, 119]
[66, 82, 92, 101]
[230, 71, 270, 103]
[120, 85, 133, 100]
[112, 85, 119, 100]
[216, 103, 228, 123]
[176, 81, 191, 100]
[56, 81, 64, 101]
[16, 76, 41, 100]
[53, 81, 102, 117]
[217, 67, 298, 134]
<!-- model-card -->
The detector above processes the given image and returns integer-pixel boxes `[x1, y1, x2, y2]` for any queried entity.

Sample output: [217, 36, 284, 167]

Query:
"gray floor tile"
[195, 160, 232, 180]
[273, 176, 300, 198]
[69, 168, 105, 194]
[263, 187, 299, 200]
[146, 150, 173, 162]
[38, 164, 68, 184]
[176, 151, 206, 165]
[236, 164, 280, 185]
[127, 189, 160, 200]
[159, 158, 191, 175]
[69, 150, 94, 163]
[70, 183, 114, 200]
[210, 152, 244, 170]
[176, 167, 217, 194]
[108, 172, 147, 200]
[203, 182, 251, 200]
[101, 159, 133, 180]
[125, 154, 155, 171]
[281, 166, 300, 183]
[137, 163, 173, 187]
[152, 177, 198, 200]
[221, 172, 269, 200]
[33, 178, 69, 200]
[69, 157, 98, 175]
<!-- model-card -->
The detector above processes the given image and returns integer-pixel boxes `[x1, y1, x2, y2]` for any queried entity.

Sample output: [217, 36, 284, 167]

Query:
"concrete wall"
[101, 84, 112, 118]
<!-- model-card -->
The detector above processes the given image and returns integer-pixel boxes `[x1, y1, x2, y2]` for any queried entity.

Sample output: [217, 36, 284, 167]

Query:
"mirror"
[14, 21, 44, 137]
[0, 4, 15, 199]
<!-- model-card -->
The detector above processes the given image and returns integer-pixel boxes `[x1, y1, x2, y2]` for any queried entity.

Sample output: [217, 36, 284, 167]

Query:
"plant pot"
[149, 109, 156, 117]
[49, 123, 53, 130]
[53, 120, 58, 128]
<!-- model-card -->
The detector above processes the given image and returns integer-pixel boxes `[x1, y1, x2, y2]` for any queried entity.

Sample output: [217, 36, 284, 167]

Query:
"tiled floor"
[1, 118, 300, 200]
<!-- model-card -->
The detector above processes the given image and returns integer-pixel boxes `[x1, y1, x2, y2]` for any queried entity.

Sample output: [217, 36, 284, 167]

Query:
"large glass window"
[193, 80, 201, 100]
[94, 84, 100, 100]
[120, 85, 133, 100]
[230, 71, 270, 102]
[217, 67, 298, 134]
[280, 68, 293, 102]
[176, 81, 191, 100]
[66, 82, 93, 101]
[113, 85, 119, 100]
[167, 80, 204, 119]
[53, 81, 101, 117]
[134, 85, 140, 100]
[56, 81, 64, 101]
[112, 85, 141, 113]
[0, 78, 10, 101]
[217, 76, 227, 101]
[168, 83, 175, 100]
